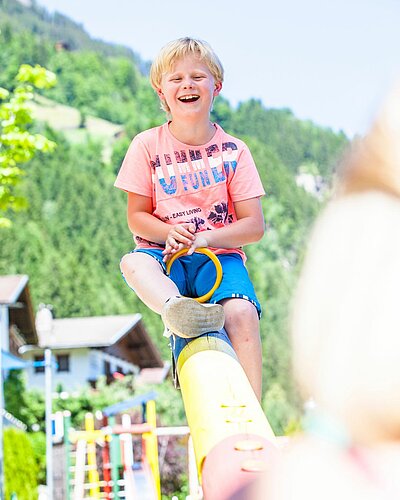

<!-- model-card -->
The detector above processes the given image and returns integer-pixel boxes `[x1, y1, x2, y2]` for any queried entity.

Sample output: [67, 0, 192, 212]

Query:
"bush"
[4, 428, 38, 499]
[27, 432, 46, 485]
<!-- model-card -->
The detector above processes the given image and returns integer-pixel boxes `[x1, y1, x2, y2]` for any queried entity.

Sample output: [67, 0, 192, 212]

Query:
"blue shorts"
[131, 248, 261, 318]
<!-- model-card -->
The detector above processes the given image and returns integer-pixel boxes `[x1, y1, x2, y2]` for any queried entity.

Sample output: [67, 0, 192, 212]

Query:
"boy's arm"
[127, 192, 195, 246]
[187, 197, 265, 254]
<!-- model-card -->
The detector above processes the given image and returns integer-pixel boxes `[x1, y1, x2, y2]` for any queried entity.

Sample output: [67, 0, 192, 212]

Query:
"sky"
[36, 0, 400, 138]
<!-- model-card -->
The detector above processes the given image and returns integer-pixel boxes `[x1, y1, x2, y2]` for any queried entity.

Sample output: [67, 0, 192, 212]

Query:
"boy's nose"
[182, 79, 194, 89]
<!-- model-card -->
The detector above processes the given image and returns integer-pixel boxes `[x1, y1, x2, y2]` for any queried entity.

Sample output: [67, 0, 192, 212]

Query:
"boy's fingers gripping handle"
[166, 248, 223, 303]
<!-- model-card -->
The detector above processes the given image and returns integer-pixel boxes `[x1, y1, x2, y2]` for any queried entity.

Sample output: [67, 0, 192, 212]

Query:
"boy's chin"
[174, 104, 212, 118]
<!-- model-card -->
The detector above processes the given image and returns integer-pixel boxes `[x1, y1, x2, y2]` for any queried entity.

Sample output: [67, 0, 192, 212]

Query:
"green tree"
[27, 432, 46, 485]
[0, 63, 56, 227]
[4, 369, 27, 423]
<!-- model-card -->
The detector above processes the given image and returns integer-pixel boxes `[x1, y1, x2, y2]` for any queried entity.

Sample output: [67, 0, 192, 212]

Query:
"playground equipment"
[65, 393, 161, 499]
[104, 395, 160, 500]
[167, 248, 278, 499]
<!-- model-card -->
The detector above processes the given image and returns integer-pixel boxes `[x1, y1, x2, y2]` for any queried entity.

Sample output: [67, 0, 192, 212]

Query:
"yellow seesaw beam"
[177, 334, 276, 472]
[167, 249, 278, 499]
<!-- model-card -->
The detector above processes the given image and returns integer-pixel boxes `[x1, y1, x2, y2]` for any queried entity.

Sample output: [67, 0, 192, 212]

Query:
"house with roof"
[21, 313, 169, 391]
[0, 275, 169, 393]
[0, 275, 37, 356]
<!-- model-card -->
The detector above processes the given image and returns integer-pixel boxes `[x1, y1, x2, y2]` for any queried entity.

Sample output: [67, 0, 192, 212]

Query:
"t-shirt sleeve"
[114, 136, 153, 197]
[228, 144, 265, 202]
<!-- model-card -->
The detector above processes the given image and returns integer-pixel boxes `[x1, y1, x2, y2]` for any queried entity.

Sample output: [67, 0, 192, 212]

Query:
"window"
[56, 354, 70, 372]
[104, 361, 113, 384]
[104, 360, 111, 377]
[34, 355, 45, 374]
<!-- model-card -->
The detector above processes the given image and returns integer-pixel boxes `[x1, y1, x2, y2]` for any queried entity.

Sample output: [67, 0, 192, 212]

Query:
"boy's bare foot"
[162, 296, 224, 338]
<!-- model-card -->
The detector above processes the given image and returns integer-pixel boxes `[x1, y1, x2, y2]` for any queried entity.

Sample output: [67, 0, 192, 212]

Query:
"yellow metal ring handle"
[165, 248, 223, 303]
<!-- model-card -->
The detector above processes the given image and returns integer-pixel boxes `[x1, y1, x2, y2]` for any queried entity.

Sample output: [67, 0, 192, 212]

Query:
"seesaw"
[166, 248, 278, 499]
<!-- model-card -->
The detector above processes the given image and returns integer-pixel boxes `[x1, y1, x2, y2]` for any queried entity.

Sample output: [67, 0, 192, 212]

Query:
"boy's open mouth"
[178, 95, 200, 103]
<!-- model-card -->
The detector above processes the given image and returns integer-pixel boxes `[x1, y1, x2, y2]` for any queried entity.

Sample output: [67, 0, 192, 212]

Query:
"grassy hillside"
[29, 94, 124, 161]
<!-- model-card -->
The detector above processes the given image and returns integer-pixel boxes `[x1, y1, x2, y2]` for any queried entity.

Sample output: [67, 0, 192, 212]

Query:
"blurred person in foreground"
[244, 86, 400, 499]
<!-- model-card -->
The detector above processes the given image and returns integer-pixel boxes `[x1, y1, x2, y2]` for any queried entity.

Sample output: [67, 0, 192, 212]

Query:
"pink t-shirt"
[114, 122, 265, 260]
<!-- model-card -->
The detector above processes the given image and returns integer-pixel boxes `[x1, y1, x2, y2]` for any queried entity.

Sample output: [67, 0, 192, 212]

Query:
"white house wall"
[23, 348, 97, 392]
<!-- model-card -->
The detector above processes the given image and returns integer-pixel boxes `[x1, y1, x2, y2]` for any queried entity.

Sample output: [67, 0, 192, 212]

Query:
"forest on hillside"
[0, 0, 349, 432]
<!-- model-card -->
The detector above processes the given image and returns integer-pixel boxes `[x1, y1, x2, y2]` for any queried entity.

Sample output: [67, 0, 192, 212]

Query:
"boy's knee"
[120, 253, 136, 275]
[223, 298, 259, 324]
[120, 252, 163, 277]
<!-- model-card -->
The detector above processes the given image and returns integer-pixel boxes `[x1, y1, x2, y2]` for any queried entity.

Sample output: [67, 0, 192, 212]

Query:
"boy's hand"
[163, 232, 209, 261]
[186, 233, 209, 255]
[162, 223, 196, 261]
[165, 222, 196, 249]
[162, 241, 185, 262]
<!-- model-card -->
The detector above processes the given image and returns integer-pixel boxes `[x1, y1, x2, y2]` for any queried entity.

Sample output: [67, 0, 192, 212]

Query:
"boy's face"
[157, 54, 222, 122]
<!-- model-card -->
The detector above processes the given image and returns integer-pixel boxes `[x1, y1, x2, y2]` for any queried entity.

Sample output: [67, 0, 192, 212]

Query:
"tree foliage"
[0, 63, 56, 227]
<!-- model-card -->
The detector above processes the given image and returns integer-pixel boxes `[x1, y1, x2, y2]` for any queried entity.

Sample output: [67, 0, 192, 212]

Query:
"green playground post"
[108, 416, 121, 498]
[63, 411, 72, 500]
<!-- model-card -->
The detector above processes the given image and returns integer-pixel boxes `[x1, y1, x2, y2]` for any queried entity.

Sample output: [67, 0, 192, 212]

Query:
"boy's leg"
[121, 250, 224, 338]
[195, 253, 263, 401]
[220, 298, 263, 401]
[120, 252, 179, 313]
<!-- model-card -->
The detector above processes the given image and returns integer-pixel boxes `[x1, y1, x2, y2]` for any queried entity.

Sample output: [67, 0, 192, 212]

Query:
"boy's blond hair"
[150, 37, 224, 113]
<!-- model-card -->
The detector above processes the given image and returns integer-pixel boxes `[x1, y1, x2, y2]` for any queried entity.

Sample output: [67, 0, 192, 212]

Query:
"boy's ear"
[156, 88, 164, 98]
[213, 81, 222, 97]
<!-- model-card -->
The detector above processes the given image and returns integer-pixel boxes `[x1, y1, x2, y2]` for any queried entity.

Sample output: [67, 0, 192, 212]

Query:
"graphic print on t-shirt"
[114, 123, 265, 256]
[207, 201, 234, 227]
[151, 141, 238, 199]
